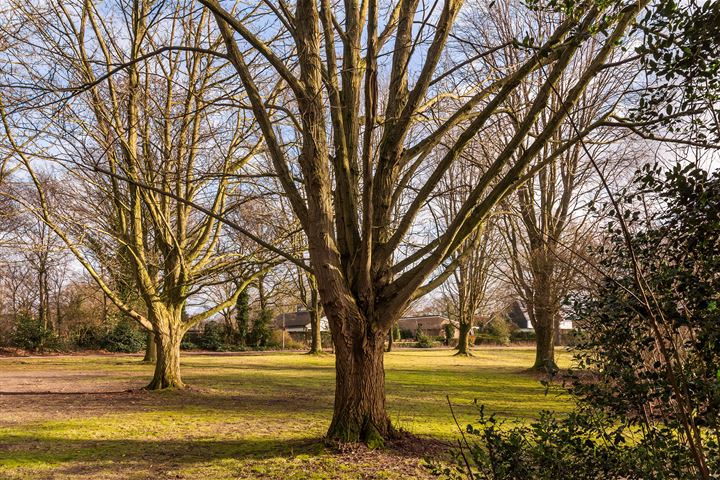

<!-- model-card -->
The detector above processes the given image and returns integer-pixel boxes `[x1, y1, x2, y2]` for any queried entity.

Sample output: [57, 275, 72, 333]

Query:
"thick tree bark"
[532, 317, 557, 372]
[455, 321, 472, 356]
[327, 327, 393, 447]
[309, 311, 322, 354]
[146, 310, 186, 390]
[143, 331, 156, 363]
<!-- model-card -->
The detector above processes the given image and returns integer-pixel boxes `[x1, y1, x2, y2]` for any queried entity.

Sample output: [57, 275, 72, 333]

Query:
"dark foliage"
[248, 309, 272, 348]
[12, 315, 59, 352]
[431, 164, 720, 479]
[235, 289, 250, 346]
[102, 319, 146, 353]
[199, 321, 229, 351]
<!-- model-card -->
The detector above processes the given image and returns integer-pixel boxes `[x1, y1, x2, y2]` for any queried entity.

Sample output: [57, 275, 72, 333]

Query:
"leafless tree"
[0, 0, 270, 388]
[198, 0, 648, 443]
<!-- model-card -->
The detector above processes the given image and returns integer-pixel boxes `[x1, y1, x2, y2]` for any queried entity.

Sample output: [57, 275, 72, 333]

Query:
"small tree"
[235, 289, 250, 347]
[415, 328, 433, 348]
[249, 309, 273, 348]
[443, 323, 456, 345]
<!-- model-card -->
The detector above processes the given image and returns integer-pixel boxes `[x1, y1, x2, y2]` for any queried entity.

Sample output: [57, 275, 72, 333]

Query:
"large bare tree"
[198, 0, 648, 444]
[435, 161, 499, 356]
[472, 4, 639, 371]
[0, 0, 269, 389]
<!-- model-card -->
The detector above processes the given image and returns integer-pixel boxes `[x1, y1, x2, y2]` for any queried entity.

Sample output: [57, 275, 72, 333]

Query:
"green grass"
[0, 347, 573, 479]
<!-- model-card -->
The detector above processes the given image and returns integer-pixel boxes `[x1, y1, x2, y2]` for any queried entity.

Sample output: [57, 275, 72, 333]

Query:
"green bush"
[510, 329, 536, 343]
[248, 309, 272, 348]
[415, 328, 433, 348]
[69, 320, 145, 352]
[12, 315, 59, 352]
[72, 323, 109, 350]
[486, 317, 511, 345]
[427, 405, 702, 480]
[443, 323, 455, 342]
[392, 323, 401, 341]
[199, 321, 228, 351]
[103, 319, 146, 353]
[399, 328, 414, 339]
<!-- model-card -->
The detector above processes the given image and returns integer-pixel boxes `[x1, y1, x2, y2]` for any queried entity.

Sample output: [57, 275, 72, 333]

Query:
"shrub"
[180, 337, 198, 350]
[510, 329, 536, 343]
[235, 289, 250, 346]
[427, 404, 702, 480]
[12, 315, 59, 352]
[486, 316, 510, 345]
[474, 318, 512, 345]
[199, 321, 227, 351]
[392, 323, 401, 341]
[443, 323, 455, 342]
[415, 328, 433, 348]
[248, 309, 272, 347]
[268, 329, 304, 350]
[399, 328, 414, 340]
[103, 319, 146, 353]
[72, 323, 109, 350]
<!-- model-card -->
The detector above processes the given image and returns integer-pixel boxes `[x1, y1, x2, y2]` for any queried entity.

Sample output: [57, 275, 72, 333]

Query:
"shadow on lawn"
[0, 387, 334, 420]
[0, 436, 325, 466]
[0, 433, 446, 477]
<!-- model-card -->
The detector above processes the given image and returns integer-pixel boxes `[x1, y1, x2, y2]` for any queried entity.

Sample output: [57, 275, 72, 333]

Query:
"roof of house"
[274, 311, 312, 329]
[397, 315, 449, 331]
[505, 301, 531, 329]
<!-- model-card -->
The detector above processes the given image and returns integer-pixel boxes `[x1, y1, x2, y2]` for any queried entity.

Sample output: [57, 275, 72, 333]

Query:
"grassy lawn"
[0, 347, 573, 479]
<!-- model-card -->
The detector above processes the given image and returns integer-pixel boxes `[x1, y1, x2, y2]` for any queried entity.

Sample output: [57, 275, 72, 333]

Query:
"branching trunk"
[532, 311, 557, 372]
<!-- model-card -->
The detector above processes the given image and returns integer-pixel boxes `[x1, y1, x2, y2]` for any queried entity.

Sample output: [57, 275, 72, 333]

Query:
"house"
[397, 315, 458, 339]
[505, 301, 532, 329]
[274, 309, 329, 341]
[502, 300, 574, 331]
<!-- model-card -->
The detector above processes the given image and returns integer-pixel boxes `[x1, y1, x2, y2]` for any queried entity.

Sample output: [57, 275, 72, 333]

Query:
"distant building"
[274, 309, 328, 341]
[505, 301, 532, 329]
[397, 315, 458, 339]
[502, 300, 574, 331]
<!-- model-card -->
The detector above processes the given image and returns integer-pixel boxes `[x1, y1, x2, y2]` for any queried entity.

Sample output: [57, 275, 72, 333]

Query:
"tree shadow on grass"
[0, 436, 324, 465]
[0, 433, 446, 479]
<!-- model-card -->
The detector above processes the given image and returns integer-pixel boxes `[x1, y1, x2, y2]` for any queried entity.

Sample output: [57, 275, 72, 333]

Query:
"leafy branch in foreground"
[429, 163, 720, 479]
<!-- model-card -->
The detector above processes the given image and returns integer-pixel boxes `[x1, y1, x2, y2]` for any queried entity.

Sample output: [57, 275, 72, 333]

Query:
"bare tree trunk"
[309, 312, 322, 354]
[532, 313, 557, 372]
[146, 310, 185, 390]
[554, 316, 562, 346]
[327, 323, 393, 447]
[38, 268, 49, 329]
[386, 330, 393, 352]
[456, 320, 472, 356]
[308, 277, 322, 354]
[143, 331, 156, 363]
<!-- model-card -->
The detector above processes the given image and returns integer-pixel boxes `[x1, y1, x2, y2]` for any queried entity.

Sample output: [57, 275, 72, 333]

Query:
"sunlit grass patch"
[0, 347, 572, 479]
